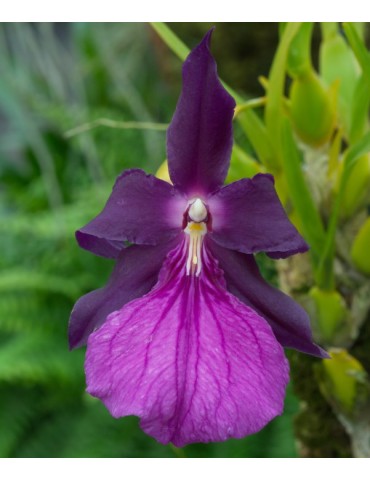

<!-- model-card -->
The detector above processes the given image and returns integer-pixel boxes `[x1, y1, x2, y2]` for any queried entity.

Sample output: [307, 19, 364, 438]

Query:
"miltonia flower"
[69, 30, 327, 447]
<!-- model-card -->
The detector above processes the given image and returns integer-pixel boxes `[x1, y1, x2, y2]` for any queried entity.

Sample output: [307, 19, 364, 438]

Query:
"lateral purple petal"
[207, 238, 328, 358]
[85, 238, 289, 447]
[208, 173, 308, 258]
[68, 236, 180, 349]
[76, 169, 186, 258]
[167, 29, 236, 197]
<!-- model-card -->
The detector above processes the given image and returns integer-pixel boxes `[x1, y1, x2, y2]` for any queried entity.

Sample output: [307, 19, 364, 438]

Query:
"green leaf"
[338, 131, 370, 204]
[343, 23, 370, 87]
[280, 118, 326, 266]
[236, 110, 275, 168]
[320, 23, 360, 138]
[350, 73, 370, 143]
[341, 154, 370, 218]
[226, 144, 261, 183]
[327, 128, 343, 179]
[265, 22, 301, 169]
[317, 131, 370, 289]
[150, 22, 189, 62]
[321, 23, 339, 42]
[351, 217, 370, 275]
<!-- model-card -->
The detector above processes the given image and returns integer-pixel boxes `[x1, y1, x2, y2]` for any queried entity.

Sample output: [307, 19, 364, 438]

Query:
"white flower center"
[188, 198, 208, 222]
[184, 199, 208, 277]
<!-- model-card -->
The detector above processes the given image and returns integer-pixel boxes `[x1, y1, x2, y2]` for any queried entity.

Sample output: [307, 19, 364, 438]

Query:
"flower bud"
[351, 217, 370, 275]
[290, 71, 336, 147]
[342, 154, 370, 218]
[320, 348, 366, 414]
[308, 286, 348, 343]
[286, 23, 313, 78]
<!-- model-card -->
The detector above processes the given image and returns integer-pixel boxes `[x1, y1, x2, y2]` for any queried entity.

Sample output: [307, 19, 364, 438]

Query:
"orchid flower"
[69, 30, 327, 447]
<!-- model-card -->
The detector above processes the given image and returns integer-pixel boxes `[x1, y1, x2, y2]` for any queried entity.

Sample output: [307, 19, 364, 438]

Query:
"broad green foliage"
[0, 23, 299, 458]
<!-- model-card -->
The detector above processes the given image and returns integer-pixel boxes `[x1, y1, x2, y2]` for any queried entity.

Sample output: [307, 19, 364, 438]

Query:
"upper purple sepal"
[167, 28, 236, 197]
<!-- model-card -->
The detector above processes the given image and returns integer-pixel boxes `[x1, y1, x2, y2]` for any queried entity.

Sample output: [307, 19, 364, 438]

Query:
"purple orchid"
[69, 29, 327, 447]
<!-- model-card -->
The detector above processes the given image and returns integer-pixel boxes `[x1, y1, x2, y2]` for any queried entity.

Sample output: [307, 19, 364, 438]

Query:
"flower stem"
[64, 118, 168, 138]
[169, 444, 187, 458]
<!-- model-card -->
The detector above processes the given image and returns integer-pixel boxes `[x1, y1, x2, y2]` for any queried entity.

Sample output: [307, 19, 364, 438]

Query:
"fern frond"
[0, 387, 43, 457]
[0, 270, 82, 300]
[0, 186, 111, 242]
[0, 333, 84, 386]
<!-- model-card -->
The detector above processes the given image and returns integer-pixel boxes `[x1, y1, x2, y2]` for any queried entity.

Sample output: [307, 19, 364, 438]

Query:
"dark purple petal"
[207, 238, 328, 358]
[167, 29, 236, 197]
[85, 238, 289, 447]
[76, 169, 187, 258]
[68, 235, 181, 349]
[207, 173, 309, 258]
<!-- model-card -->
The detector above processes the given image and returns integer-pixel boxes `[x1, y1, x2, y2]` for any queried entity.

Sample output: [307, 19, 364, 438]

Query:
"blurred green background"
[0, 22, 309, 458]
